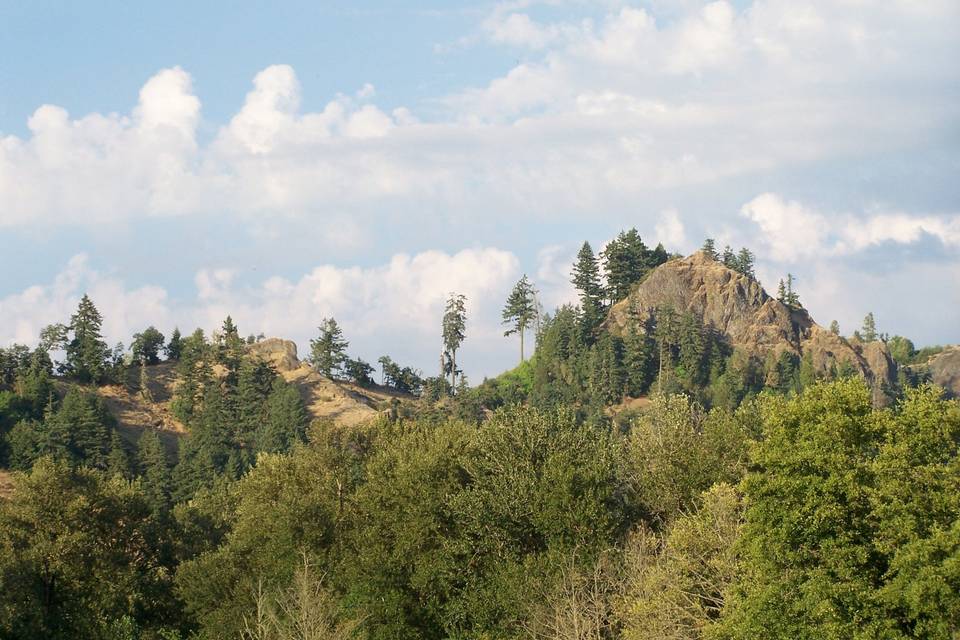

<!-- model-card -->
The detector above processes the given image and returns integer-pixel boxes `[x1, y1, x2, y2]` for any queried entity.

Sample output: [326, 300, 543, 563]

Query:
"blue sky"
[1, 0, 958, 380]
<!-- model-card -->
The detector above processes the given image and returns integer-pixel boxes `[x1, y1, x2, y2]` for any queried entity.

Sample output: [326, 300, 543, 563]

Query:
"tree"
[166, 327, 184, 360]
[106, 431, 131, 479]
[309, 318, 349, 379]
[861, 312, 878, 342]
[503, 275, 538, 363]
[701, 238, 719, 260]
[442, 293, 467, 393]
[777, 274, 801, 308]
[571, 241, 606, 336]
[138, 430, 172, 515]
[64, 294, 110, 384]
[721, 245, 736, 268]
[735, 247, 755, 278]
[830, 319, 841, 335]
[130, 326, 166, 365]
[344, 357, 375, 386]
[601, 229, 650, 303]
[258, 377, 309, 454]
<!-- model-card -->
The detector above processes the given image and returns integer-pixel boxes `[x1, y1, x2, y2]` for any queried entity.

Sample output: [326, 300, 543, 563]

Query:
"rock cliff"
[605, 251, 899, 404]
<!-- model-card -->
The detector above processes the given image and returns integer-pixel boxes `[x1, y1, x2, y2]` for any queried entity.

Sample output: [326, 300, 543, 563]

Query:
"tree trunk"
[520, 328, 524, 363]
[451, 349, 457, 395]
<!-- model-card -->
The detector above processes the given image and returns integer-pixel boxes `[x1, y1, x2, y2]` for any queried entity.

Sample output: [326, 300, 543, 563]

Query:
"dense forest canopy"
[0, 232, 957, 639]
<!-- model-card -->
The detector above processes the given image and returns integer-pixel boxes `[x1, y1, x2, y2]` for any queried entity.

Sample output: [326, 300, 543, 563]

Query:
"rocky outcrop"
[923, 346, 960, 398]
[248, 338, 301, 372]
[606, 251, 898, 403]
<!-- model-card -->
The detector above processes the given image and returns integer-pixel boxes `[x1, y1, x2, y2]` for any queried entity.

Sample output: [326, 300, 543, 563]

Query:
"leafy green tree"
[442, 293, 467, 392]
[344, 357, 375, 386]
[601, 229, 650, 303]
[130, 326, 166, 364]
[886, 335, 915, 365]
[0, 458, 180, 638]
[571, 241, 606, 334]
[64, 294, 110, 384]
[502, 274, 538, 363]
[309, 318, 349, 379]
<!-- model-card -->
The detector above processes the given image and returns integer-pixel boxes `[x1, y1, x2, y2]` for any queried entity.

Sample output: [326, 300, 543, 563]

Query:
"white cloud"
[740, 193, 828, 261]
[655, 208, 687, 250]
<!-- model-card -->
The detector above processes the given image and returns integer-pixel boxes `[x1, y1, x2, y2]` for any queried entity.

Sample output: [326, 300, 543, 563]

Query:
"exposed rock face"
[924, 346, 960, 398]
[606, 251, 898, 403]
[248, 338, 301, 372]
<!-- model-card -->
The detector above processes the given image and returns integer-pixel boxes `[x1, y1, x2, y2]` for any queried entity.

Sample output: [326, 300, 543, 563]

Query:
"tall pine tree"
[502, 275, 537, 363]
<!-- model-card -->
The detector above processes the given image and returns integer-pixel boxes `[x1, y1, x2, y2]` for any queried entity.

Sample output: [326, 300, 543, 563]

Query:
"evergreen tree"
[165, 327, 183, 360]
[309, 318, 349, 379]
[344, 357, 375, 386]
[649, 242, 669, 269]
[860, 312, 878, 342]
[64, 294, 110, 384]
[829, 320, 841, 335]
[601, 229, 650, 303]
[623, 314, 656, 396]
[735, 247, 755, 278]
[233, 358, 277, 451]
[44, 388, 113, 469]
[778, 274, 801, 307]
[721, 245, 736, 268]
[442, 294, 467, 393]
[701, 238, 719, 260]
[137, 430, 171, 514]
[106, 431, 131, 479]
[502, 275, 538, 363]
[571, 241, 606, 336]
[216, 316, 245, 380]
[258, 377, 309, 454]
[589, 333, 625, 405]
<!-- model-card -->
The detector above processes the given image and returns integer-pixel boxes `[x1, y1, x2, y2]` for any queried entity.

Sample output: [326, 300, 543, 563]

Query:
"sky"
[1, 0, 958, 381]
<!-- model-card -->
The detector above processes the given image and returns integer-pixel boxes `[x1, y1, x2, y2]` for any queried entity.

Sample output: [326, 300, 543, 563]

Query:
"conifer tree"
[701, 238, 719, 260]
[442, 294, 467, 392]
[138, 430, 172, 514]
[601, 229, 650, 303]
[64, 294, 110, 384]
[623, 314, 656, 396]
[234, 358, 277, 447]
[571, 241, 606, 335]
[106, 431, 131, 479]
[860, 312, 878, 342]
[649, 242, 669, 269]
[502, 275, 537, 363]
[735, 248, 755, 278]
[721, 245, 736, 268]
[830, 320, 840, 335]
[165, 327, 183, 360]
[258, 377, 309, 454]
[309, 318, 349, 379]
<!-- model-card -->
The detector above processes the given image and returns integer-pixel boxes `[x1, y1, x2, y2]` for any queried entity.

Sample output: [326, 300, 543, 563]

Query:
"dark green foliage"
[138, 430, 172, 515]
[165, 327, 184, 360]
[623, 313, 657, 397]
[377, 355, 423, 394]
[106, 430, 131, 479]
[344, 357, 375, 386]
[131, 326, 166, 365]
[588, 332, 625, 405]
[258, 377, 309, 454]
[571, 241, 605, 334]
[63, 294, 110, 384]
[701, 238, 719, 260]
[310, 318, 349, 379]
[442, 293, 468, 392]
[601, 228, 650, 303]
[777, 273, 801, 307]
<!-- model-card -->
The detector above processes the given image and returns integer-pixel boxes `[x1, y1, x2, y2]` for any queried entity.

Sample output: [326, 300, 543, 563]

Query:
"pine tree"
[45, 388, 111, 468]
[571, 241, 605, 334]
[735, 248, 755, 278]
[309, 318, 349, 379]
[830, 320, 840, 335]
[258, 377, 309, 454]
[165, 327, 184, 360]
[217, 316, 245, 381]
[138, 430, 172, 514]
[234, 358, 277, 449]
[502, 275, 537, 363]
[64, 294, 110, 384]
[721, 245, 736, 268]
[701, 238, 719, 260]
[623, 314, 656, 396]
[860, 313, 878, 342]
[442, 294, 467, 393]
[601, 229, 650, 303]
[106, 431, 131, 479]
[649, 242, 669, 269]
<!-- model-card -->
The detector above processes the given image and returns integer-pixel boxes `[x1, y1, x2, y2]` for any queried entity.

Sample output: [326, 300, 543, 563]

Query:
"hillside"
[605, 251, 899, 404]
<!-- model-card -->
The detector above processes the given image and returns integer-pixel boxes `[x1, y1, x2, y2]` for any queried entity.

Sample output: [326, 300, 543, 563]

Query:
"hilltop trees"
[64, 295, 111, 384]
[442, 293, 467, 392]
[131, 326, 165, 364]
[860, 312, 878, 342]
[572, 241, 606, 334]
[503, 275, 538, 363]
[310, 318, 349, 379]
[777, 273, 801, 308]
[601, 229, 667, 303]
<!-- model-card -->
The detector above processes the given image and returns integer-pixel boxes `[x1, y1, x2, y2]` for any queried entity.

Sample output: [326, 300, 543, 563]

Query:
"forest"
[0, 232, 957, 640]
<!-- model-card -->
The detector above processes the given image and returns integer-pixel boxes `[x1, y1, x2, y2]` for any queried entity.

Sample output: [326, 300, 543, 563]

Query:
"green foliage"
[310, 318, 349, 379]
[344, 357, 375, 386]
[571, 241, 606, 335]
[442, 293, 468, 392]
[0, 458, 179, 639]
[502, 274, 538, 362]
[861, 311, 878, 342]
[601, 228, 653, 303]
[131, 326, 166, 364]
[258, 377, 309, 454]
[64, 294, 111, 384]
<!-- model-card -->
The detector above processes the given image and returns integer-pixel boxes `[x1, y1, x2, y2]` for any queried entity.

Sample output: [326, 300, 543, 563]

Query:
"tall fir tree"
[701, 238, 719, 260]
[64, 294, 110, 384]
[441, 293, 467, 393]
[860, 312, 878, 342]
[571, 241, 606, 336]
[502, 275, 538, 363]
[309, 318, 349, 379]
[106, 431, 131, 479]
[165, 327, 184, 360]
[138, 430, 172, 515]
[258, 377, 309, 454]
[601, 229, 650, 303]
[735, 247, 755, 278]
